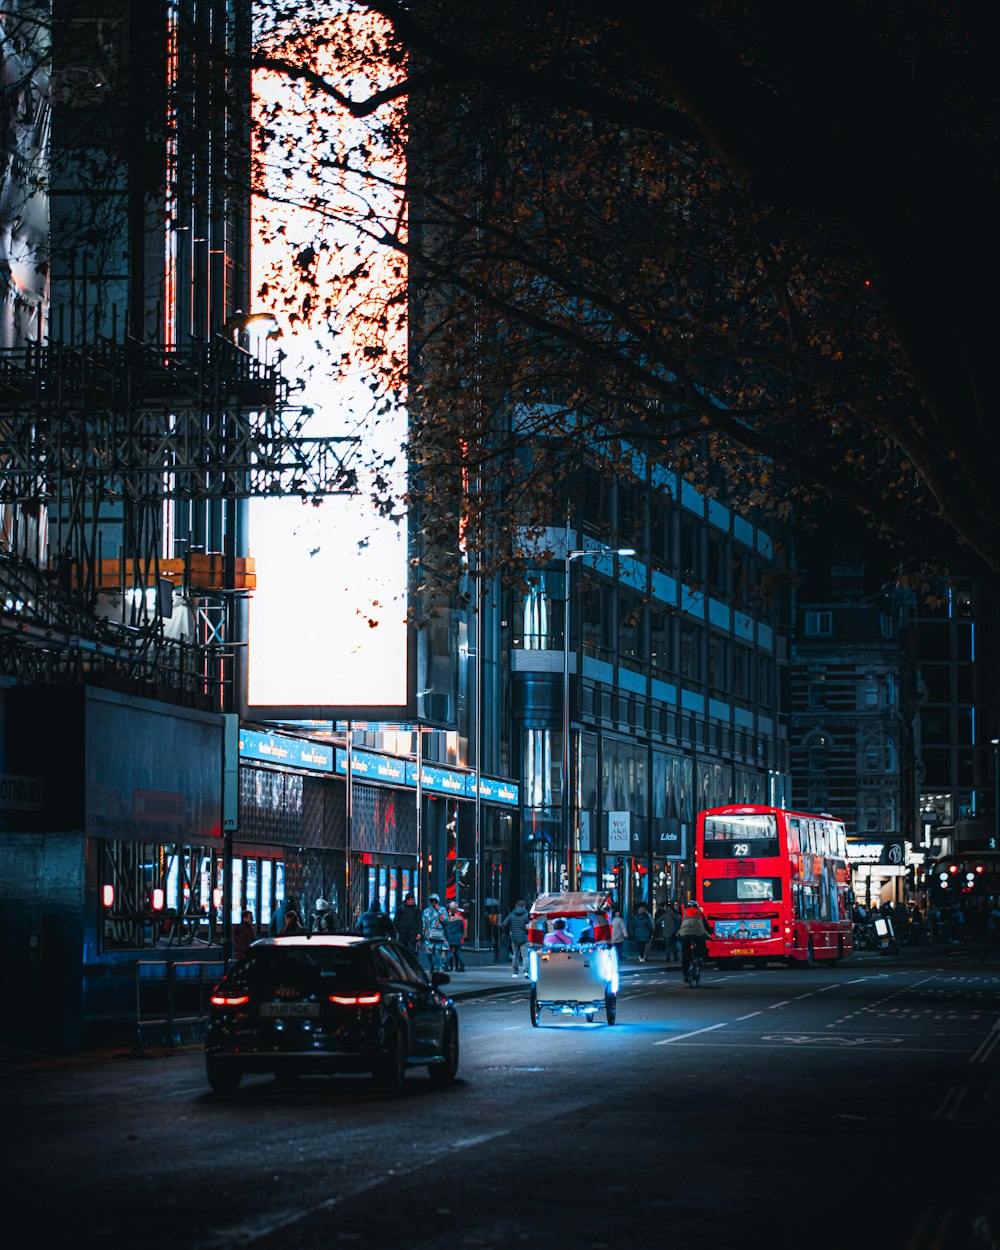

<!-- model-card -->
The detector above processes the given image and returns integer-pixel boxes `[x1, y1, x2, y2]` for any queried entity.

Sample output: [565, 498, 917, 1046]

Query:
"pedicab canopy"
[527, 891, 613, 946]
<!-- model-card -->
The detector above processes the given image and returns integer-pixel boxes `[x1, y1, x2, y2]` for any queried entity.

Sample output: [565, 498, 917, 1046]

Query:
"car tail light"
[210, 993, 250, 1007]
[328, 993, 381, 1006]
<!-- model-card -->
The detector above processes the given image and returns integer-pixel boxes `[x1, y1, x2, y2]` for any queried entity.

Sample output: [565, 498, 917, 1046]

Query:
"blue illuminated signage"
[471, 775, 520, 806]
[239, 728, 334, 772]
[335, 748, 407, 784]
[405, 761, 468, 796]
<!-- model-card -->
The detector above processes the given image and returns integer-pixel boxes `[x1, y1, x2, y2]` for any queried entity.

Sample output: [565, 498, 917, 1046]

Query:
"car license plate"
[731, 947, 753, 955]
[260, 1002, 319, 1018]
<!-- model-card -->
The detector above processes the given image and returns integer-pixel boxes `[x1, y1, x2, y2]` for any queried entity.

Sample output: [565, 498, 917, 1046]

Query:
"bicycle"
[683, 941, 704, 987]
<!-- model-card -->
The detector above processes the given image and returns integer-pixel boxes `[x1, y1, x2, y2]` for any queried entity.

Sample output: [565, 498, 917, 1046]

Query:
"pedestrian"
[421, 893, 449, 973]
[662, 902, 681, 961]
[444, 901, 467, 971]
[311, 896, 335, 934]
[393, 891, 421, 951]
[356, 897, 395, 939]
[980, 898, 1000, 964]
[232, 909, 255, 962]
[632, 903, 655, 963]
[279, 905, 302, 936]
[502, 898, 531, 978]
[271, 892, 298, 936]
[611, 908, 628, 961]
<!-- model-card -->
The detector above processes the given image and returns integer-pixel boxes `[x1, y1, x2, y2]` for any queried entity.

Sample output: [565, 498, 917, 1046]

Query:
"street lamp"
[562, 545, 635, 892]
[992, 738, 999, 852]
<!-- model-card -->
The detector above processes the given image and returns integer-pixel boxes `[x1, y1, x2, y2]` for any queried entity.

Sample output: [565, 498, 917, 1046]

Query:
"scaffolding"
[0, 337, 359, 704]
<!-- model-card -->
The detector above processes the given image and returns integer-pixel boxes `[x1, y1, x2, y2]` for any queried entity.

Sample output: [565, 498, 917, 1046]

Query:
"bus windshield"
[701, 812, 779, 859]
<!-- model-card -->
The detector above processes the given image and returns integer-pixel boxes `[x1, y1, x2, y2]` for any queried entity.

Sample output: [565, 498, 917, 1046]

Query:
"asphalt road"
[5, 949, 999, 1250]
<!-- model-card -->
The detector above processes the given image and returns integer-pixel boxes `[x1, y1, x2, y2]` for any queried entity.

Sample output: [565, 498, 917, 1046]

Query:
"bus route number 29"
[733, 843, 750, 857]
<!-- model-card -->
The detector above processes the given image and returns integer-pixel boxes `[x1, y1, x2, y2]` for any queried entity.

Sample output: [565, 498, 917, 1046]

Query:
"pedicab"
[526, 891, 619, 1026]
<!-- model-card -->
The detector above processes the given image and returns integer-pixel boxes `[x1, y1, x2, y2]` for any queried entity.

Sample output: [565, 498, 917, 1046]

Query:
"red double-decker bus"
[695, 805, 855, 968]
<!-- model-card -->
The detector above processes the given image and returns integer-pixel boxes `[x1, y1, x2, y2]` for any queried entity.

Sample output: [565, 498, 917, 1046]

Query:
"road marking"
[970, 1019, 1000, 1065]
[735, 1011, 761, 1020]
[934, 1085, 967, 1120]
[654, 1022, 727, 1046]
[768, 1000, 791, 1009]
[763, 1033, 903, 1047]
[793, 993, 814, 1000]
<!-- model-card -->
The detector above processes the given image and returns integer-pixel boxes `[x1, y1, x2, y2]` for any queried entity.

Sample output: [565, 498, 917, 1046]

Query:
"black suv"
[205, 935, 459, 1095]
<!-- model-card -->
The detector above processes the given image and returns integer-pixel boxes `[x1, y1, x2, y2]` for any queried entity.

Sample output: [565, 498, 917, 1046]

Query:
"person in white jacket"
[611, 909, 628, 961]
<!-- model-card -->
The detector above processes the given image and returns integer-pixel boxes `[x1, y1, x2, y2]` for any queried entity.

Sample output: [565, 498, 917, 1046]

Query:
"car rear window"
[231, 946, 371, 989]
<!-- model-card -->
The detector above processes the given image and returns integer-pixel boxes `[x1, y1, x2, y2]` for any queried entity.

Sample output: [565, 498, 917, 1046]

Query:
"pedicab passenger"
[542, 918, 574, 947]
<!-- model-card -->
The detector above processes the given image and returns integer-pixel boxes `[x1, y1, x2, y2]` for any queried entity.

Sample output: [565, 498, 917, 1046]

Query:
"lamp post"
[992, 737, 999, 852]
[562, 545, 635, 892]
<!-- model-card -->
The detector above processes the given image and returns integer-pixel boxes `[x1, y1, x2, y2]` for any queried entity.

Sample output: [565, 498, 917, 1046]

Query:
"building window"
[804, 611, 832, 636]
[580, 574, 615, 663]
[650, 610, 671, 674]
[680, 519, 701, 584]
[651, 502, 673, 572]
[618, 592, 645, 673]
[708, 634, 726, 694]
[884, 795, 897, 833]
[707, 533, 727, 594]
[806, 733, 830, 774]
[885, 736, 897, 773]
[680, 622, 701, 683]
[733, 645, 753, 700]
[864, 739, 881, 772]
[863, 796, 880, 832]
[808, 675, 826, 707]
[514, 575, 558, 650]
[863, 675, 879, 708]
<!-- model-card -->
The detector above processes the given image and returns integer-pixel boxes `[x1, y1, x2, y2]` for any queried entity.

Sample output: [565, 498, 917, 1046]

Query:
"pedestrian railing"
[135, 959, 226, 1049]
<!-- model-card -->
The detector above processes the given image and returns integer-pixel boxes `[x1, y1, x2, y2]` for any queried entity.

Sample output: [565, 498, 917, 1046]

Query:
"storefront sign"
[406, 761, 467, 796]
[336, 748, 407, 783]
[609, 810, 631, 851]
[848, 839, 905, 866]
[240, 728, 334, 772]
[470, 775, 519, 805]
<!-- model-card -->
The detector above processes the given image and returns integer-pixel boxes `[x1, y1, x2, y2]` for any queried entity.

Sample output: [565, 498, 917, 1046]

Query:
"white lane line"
[970, 1019, 1000, 1064]
[793, 993, 814, 1000]
[654, 1022, 728, 1046]
[934, 1086, 967, 1120]
[818, 985, 839, 992]
[768, 1000, 791, 1009]
[735, 1011, 761, 1020]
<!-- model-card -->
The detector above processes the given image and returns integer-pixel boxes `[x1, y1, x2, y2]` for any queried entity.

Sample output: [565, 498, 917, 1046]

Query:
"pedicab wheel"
[605, 989, 617, 1025]
[529, 985, 541, 1027]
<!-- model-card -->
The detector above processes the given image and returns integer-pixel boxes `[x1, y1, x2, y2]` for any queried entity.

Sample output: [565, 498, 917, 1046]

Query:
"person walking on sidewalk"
[611, 909, 628, 962]
[421, 894, 449, 973]
[393, 892, 421, 952]
[502, 899, 531, 977]
[657, 901, 681, 962]
[444, 901, 468, 971]
[632, 904, 655, 963]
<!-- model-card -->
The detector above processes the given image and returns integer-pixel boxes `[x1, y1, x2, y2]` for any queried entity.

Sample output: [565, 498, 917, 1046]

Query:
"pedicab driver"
[678, 903, 713, 983]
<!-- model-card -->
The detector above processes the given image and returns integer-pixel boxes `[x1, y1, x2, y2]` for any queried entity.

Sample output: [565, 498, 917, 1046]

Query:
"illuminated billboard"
[242, 8, 412, 719]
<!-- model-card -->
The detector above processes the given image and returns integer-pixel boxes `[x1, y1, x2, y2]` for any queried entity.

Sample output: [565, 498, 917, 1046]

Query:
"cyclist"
[678, 903, 713, 984]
